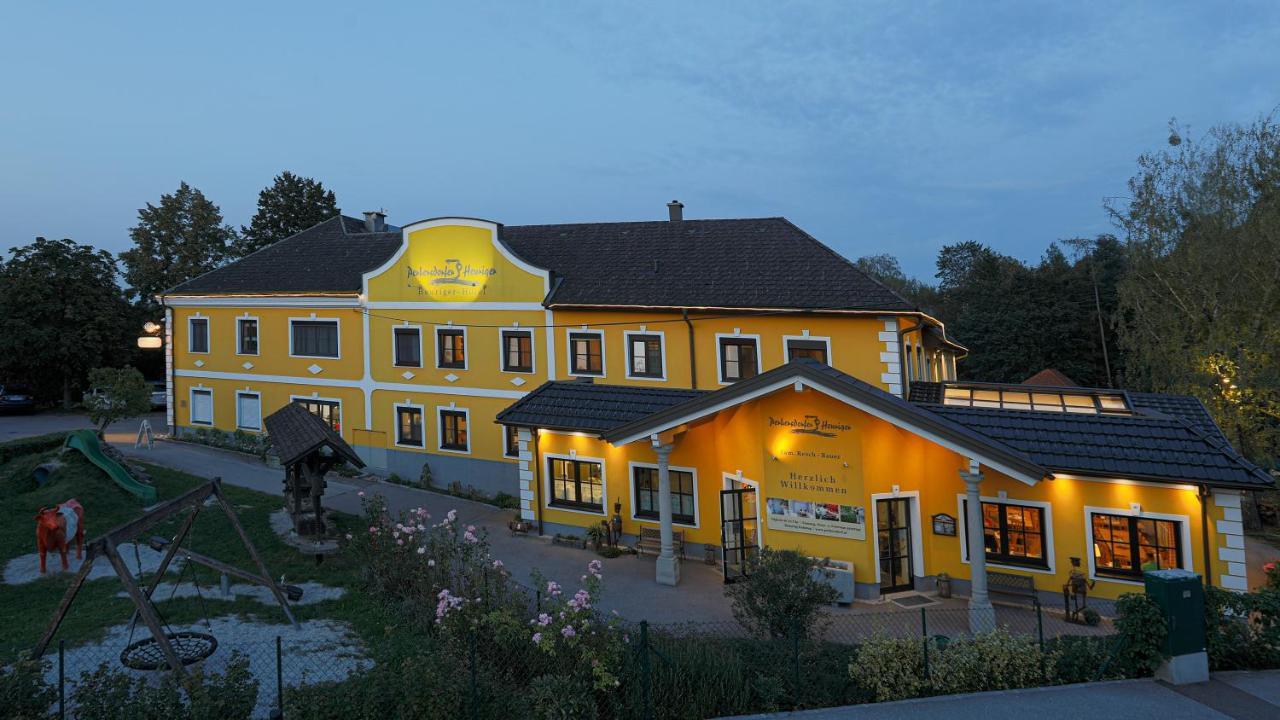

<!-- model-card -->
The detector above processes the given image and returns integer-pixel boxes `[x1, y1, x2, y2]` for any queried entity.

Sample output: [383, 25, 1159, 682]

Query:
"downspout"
[682, 309, 698, 390]
[533, 429, 544, 536]
[1198, 484, 1213, 588]
[896, 317, 923, 397]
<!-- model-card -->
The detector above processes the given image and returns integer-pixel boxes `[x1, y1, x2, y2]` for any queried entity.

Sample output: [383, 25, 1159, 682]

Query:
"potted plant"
[508, 512, 533, 535]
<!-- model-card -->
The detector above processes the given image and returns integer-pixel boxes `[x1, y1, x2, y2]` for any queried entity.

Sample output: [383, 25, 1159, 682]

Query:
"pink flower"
[561, 625, 576, 638]
[546, 581, 562, 597]
[537, 613, 552, 626]
[417, 547, 426, 555]
[532, 632, 542, 644]
[357, 491, 365, 498]
[493, 559, 504, 569]
[396, 539, 404, 546]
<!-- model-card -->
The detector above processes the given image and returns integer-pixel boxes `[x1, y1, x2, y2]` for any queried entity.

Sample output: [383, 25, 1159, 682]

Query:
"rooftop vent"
[363, 210, 387, 233]
[667, 200, 684, 222]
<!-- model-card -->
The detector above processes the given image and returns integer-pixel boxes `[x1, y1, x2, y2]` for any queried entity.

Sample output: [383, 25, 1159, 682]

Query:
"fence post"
[1034, 598, 1045, 680]
[791, 617, 801, 710]
[276, 635, 284, 719]
[639, 621, 653, 720]
[921, 607, 930, 682]
[469, 628, 479, 720]
[58, 639, 65, 720]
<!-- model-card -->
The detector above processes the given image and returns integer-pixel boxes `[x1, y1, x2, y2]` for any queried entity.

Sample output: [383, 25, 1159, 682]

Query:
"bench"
[987, 571, 1039, 605]
[636, 526, 684, 559]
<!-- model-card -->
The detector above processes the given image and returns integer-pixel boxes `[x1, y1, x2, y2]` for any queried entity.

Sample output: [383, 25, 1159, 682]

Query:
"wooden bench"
[636, 526, 684, 559]
[987, 571, 1039, 605]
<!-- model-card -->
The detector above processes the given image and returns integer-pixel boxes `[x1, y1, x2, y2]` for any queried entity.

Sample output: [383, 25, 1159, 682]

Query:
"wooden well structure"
[264, 402, 365, 540]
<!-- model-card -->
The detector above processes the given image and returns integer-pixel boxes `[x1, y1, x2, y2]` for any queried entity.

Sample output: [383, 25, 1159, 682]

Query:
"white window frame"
[623, 330, 667, 381]
[234, 390, 262, 431]
[189, 386, 214, 426]
[288, 393, 344, 432]
[187, 314, 210, 354]
[781, 333, 833, 366]
[501, 424, 521, 459]
[956, 494, 1056, 575]
[722, 472, 763, 549]
[565, 328, 606, 378]
[544, 451, 608, 516]
[391, 324, 424, 368]
[436, 405, 471, 454]
[1083, 505, 1193, 586]
[288, 317, 341, 359]
[393, 401, 426, 448]
[498, 327, 537, 374]
[235, 315, 260, 356]
[628, 460, 699, 528]
[434, 325, 469, 371]
[869, 490, 925, 586]
[714, 332, 762, 385]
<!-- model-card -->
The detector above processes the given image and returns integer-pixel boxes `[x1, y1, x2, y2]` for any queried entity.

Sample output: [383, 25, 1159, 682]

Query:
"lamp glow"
[137, 336, 162, 349]
[142, 321, 162, 334]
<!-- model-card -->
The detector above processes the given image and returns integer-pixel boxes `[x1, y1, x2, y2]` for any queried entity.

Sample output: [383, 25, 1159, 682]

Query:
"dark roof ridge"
[505, 215, 788, 230]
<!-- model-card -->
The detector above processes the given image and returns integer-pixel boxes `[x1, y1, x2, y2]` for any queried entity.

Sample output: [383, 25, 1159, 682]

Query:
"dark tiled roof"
[263, 401, 365, 468]
[495, 380, 705, 434]
[167, 215, 915, 311]
[1128, 392, 1230, 444]
[907, 381, 944, 405]
[924, 405, 1272, 488]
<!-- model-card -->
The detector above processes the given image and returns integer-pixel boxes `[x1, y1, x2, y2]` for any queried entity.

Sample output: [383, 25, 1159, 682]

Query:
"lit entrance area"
[876, 498, 914, 593]
[720, 476, 759, 583]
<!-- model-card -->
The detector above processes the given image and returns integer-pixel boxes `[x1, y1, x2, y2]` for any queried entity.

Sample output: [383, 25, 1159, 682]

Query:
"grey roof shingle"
[495, 380, 704, 434]
[166, 215, 914, 311]
[263, 401, 365, 468]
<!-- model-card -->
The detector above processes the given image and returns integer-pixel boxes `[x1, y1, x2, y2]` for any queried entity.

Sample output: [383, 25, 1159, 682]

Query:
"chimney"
[667, 200, 684, 222]
[363, 210, 387, 233]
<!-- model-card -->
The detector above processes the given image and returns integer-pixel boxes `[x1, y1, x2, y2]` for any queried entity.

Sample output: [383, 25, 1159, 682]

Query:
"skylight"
[941, 385, 1131, 415]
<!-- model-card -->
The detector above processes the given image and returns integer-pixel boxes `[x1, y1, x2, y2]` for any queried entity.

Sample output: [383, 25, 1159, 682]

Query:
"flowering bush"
[1265, 561, 1280, 591]
[527, 560, 629, 690]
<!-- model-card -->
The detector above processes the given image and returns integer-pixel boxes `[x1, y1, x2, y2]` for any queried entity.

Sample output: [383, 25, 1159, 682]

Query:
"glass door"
[721, 487, 759, 583]
[876, 498, 914, 593]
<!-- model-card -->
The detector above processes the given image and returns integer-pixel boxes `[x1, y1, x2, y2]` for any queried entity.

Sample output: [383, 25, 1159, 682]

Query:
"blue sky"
[2, 1, 1278, 279]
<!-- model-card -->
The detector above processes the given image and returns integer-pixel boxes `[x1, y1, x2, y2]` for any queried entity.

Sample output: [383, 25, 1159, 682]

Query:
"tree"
[1110, 116, 1280, 462]
[84, 367, 152, 435]
[0, 238, 134, 407]
[855, 254, 940, 314]
[234, 171, 339, 257]
[119, 182, 235, 308]
[723, 548, 838, 639]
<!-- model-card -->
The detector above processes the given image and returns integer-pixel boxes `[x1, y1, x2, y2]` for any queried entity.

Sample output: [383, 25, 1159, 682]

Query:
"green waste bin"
[1144, 569, 1205, 657]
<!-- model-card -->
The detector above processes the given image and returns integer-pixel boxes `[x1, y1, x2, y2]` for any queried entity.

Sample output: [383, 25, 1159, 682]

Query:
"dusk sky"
[3, 2, 1278, 279]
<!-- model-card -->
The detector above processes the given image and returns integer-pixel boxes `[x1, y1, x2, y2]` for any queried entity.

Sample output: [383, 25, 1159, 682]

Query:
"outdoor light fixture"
[137, 336, 162, 349]
[142, 321, 162, 334]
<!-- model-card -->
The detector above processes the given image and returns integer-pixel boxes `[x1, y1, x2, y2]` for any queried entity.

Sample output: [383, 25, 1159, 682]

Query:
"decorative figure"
[35, 499, 84, 574]
[610, 498, 623, 547]
[1063, 556, 1095, 623]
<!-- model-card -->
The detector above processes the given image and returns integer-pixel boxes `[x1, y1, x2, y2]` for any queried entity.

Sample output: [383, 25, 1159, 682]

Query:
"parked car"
[0, 383, 36, 414]
[149, 380, 167, 409]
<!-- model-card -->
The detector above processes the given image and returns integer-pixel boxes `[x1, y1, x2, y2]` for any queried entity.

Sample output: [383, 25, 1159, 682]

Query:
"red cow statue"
[35, 499, 85, 574]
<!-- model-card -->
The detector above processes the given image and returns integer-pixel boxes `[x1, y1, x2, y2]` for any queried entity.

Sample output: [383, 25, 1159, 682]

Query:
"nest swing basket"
[119, 631, 219, 671]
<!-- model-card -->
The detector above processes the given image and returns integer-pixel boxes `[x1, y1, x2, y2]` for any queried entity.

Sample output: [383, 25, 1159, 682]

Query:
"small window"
[190, 388, 213, 425]
[963, 500, 1048, 569]
[633, 466, 695, 524]
[294, 398, 340, 432]
[503, 425, 521, 458]
[436, 329, 466, 369]
[626, 333, 664, 379]
[569, 332, 603, 376]
[1091, 513, 1182, 578]
[236, 392, 261, 430]
[395, 406, 424, 447]
[549, 457, 603, 512]
[439, 409, 469, 452]
[786, 338, 828, 364]
[718, 337, 759, 382]
[502, 330, 533, 373]
[394, 327, 421, 367]
[237, 319, 258, 355]
[291, 320, 339, 358]
[189, 318, 209, 354]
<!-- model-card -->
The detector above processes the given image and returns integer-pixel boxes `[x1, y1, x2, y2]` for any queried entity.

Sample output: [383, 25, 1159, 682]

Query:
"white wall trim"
[869, 491, 925, 584]
[435, 405, 471, 455]
[623, 329, 668, 381]
[627, 460, 699, 528]
[366, 300, 546, 311]
[392, 401, 427, 448]
[1082, 505, 1194, 585]
[714, 332, 763, 385]
[287, 316, 341, 359]
[175, 369, 528, 400]
[544, 451, 608, 516]
[955, 493, 1057, 575]
[565, 327, 606, 378]
[1050, 473, 1200, 493]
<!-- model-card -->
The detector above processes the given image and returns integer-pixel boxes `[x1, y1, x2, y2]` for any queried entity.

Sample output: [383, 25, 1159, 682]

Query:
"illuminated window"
[626, 333, 664, 379]
[941, 385, 1131, 415]
[569, 332, 603, 375]
[963, 500, 1048, 569]
[502, 330, 533, 373]
[294, 398, 340, 432]
[549, 457, 603, 512]
[719, 337, 759, 382]
[439, 408, 468, 452]
[1092, 513, 1182, 577]
[395, 406, 424, 447]
[503, 425, 520, 458]
[633, 466, 695, 524]
[436, 328, 466, 369]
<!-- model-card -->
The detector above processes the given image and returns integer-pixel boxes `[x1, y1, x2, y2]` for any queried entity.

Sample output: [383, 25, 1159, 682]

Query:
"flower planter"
[508, 520, 533, 535]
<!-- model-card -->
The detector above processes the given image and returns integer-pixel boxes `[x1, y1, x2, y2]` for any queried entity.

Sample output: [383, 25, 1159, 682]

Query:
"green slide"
[63, 429, 157, 504]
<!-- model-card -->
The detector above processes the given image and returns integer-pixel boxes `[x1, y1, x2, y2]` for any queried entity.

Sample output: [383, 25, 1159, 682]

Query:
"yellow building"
[163, 206, 1271, 608]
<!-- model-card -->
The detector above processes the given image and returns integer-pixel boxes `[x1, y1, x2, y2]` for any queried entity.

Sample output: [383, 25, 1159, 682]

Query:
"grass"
[0, 441, 373, 663]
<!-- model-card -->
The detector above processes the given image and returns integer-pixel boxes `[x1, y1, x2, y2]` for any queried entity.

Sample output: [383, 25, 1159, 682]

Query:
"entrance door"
[876, 498, 914, 592]
[721, 487, 759, 583]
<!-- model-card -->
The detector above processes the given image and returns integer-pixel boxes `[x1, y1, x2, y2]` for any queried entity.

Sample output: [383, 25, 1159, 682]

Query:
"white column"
[517, 428, 536, 522]
[962, 463, 995, 633]
[654, 442, 680, 586]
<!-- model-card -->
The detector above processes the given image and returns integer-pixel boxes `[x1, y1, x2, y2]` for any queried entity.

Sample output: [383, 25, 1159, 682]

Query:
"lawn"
[0, 437, 375, 664]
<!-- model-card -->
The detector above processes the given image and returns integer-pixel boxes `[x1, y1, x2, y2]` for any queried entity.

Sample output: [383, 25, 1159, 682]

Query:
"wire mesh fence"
[37, 599, 1120, 719]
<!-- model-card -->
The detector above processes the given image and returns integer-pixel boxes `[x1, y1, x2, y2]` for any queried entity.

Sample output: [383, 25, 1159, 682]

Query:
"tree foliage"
[723, 548, 838, 639]
[1109, 116, 1280, 461]
[119, 181, 235, 308]
[234, 171, 339, 257]
[0, 237, 134, 406]
[85, 366, 152, 434]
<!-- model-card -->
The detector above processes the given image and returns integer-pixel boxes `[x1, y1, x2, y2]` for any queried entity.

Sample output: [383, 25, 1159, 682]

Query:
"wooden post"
[31, 545, 98, 660]
[104, 539, 186, 677]
[141, 506, 201, 602]
[211, 478, 298, 627]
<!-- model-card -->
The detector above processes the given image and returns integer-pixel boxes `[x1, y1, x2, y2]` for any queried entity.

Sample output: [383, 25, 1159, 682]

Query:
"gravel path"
[4, 542, 169, 585]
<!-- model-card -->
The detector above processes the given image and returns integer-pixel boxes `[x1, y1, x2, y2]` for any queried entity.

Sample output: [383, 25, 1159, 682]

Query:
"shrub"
[84, 366, 151, 434]
[1047, 635, 1118, 684]
[0, 658, 56, 720]
[1204, 585, 1280, 670]
[931, 629, 1048, 694]
[724, 548, 838, 639]
[0, 432, 68, 464]
[529, 674, 598, 720]
[70, 654, 259, 720]
[286, 647, 468, 719]
[493, 492, 521, 509]
[848, 634, 927, 702]
[1111, 592, 1167, 677]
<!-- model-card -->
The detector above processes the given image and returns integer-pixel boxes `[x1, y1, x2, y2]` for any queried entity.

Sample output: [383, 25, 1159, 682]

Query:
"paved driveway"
[0, 410, 168, 443]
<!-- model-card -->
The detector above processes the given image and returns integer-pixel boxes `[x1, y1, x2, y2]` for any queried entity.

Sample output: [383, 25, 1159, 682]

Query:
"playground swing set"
[30, 477, 298, 678]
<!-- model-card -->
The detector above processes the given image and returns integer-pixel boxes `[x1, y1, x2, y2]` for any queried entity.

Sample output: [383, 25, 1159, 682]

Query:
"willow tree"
[1109, 117, 1280, 462]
